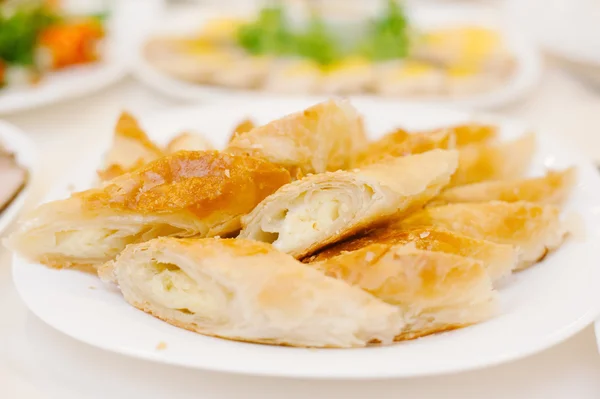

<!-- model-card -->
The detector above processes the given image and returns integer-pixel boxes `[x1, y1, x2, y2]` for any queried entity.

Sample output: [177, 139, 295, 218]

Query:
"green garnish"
[360, 0, 410, 61]
[237, 5, 293, 56]
[294, 15, 340, 66]
[0, 5, 59, 66]
[235, 0, 410, 66]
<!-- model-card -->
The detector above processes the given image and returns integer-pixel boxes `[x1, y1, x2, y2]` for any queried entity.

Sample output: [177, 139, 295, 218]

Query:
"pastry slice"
[165, 132, 214, 153]
[449, 123, 497, 147]
[228, 119, 255, 143]
[98, 237, 403, 348]
[239, 149, 458, 258]
[451, 134, 535, 186]
[306, 226, 517, 282]
[311, 244, 497, 340]
[7, 151, 291, 270]
[397, 201, 566, 270]
[226, 99, 368, 176]
[355, 128, 455, 167]
[97, 112, 164, 181]
[432, 168, 576, 206]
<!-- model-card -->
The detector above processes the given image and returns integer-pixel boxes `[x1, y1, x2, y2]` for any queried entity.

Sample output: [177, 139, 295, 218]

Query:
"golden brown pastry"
[165, 132, 214, 153]
[431, 168, 576, 206]
[311, 244, 497, 340]
[98, 237, 404, 348]
[306, 226, 517, 282]
[450, 123, 497, 146]
[451, 134, 535, 186]
[226, 99, 368, 176]
[97, 112, 164, 181]
[239, 149, 458, 258]
[7, 151, 291, 270]
[397, 201, 566, 270]
[228, 118, 256, 143]
[355, 128, 454, 167]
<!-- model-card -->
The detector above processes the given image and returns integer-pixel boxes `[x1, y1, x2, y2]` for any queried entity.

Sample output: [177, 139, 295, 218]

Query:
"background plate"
[132, 4, 541, 109]
[0, 121, 37, 234]
[12, 98, 600, 379]
[0, 3, 131, 115]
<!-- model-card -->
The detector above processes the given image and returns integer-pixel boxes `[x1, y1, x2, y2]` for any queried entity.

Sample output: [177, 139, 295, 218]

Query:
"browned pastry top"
[82, 150, 291, 218]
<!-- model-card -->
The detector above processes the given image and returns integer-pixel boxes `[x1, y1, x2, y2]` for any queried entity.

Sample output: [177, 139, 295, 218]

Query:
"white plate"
[132, 5, 542, 109]
[12, 98, 600, 379]
[0, 17, 127, 114]
[0, 120, 37, 233]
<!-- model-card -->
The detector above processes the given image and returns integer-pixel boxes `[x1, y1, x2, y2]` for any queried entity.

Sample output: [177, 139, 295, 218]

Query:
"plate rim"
[0, 120, 38, 234]
[12, 98, 600, 379]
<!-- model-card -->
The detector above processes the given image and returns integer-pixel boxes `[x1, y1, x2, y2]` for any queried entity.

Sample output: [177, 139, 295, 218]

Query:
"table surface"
[2, 63, 600, 398]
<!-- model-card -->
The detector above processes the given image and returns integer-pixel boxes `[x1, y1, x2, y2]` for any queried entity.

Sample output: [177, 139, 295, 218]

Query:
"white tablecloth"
[2, 66, 600, 398]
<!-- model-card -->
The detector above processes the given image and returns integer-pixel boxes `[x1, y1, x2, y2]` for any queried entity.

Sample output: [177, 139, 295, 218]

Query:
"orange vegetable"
[0, 61, 5, 85]
[38, 19, 105, 69]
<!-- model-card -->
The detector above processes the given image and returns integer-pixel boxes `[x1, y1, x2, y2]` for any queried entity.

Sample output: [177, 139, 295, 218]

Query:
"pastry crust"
[228, 119, 255, 143]
[397, 201, 566, 270]
[451, 134, 535, 186]
[311, 244, 497, 340]
[432, 168, 576, 206]
[97, 112, 164, 181]
[165, 132, 214, 153]
[355, 128, 454, 167]
[98, 237, 404, 348]
[306, 226, 517, 282]
[226, 99, 368, 176]
[7, 151, 291, 269]
[239, 149, 458, 258]
[450, 123, 497, 146]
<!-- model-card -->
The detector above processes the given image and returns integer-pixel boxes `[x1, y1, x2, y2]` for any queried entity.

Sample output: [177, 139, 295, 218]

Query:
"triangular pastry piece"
[228, 118, 256, 143]
[7, 151, 291, 270]
[97, 112, 164, 181]
[310, 244, 497, 340]
[397, 201, 566, 270]
[450, 123, 497, 147]
[451, 134, 535, 186]
[165, 132, 214, 153]
[432, 168, 576, 206]
[226, 99, 368, 176]
[355, 128, 454, 167]
[239, 149, 458, 258]
[98, 237, 404, 348]
[306, 226, 517, 282]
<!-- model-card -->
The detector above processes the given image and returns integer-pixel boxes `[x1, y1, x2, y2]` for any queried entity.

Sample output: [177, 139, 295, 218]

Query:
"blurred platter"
[0, 120, 36, 234]
[0, 1, 127, 114]
[132, 3, 541, 109]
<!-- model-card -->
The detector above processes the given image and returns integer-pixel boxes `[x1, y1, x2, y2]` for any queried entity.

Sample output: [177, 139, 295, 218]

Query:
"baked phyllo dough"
[165, 132, 214, 153]
[239, 149, 458, 258]
[355, 128, 455, 167]
[98, 237, 404, 348]
[432, 168, 576, 206]
[310, 244, 497, 340]
[226, 99, 367, 177]
[449, 123, 497, 146]
[228, 119, 256, 143]
[7, 151, 291, 270]
[306, 227, 517, 282]
[451, 134, 535, 186]
[98, 112, 164, 181]
[397, 201, 566, 270]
